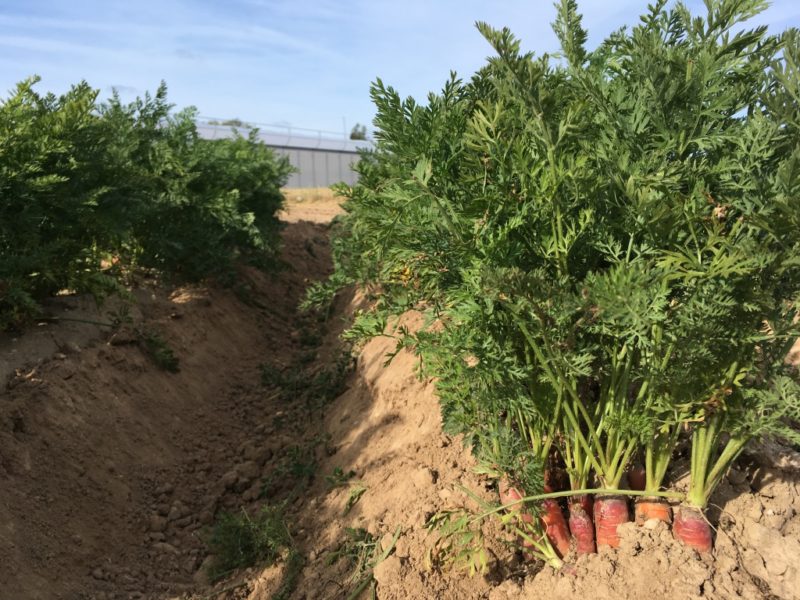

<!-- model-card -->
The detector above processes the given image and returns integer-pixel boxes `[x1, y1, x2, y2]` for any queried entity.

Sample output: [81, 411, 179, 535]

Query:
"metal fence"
[195, 119, 372, 188]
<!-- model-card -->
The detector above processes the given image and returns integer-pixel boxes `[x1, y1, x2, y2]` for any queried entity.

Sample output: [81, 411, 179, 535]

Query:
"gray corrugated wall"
[195, 122, 365, 189]
[271, 147, 360, 188]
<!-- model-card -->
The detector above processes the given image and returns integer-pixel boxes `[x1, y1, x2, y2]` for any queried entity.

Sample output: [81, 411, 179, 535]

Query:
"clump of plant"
[343, 483, 368, 515]
[206, 504, 292, 582]
[272, 549, 306, 600]
[0, 78, 293, 329]
[261, 350, 353, 407]
[326, 466, 357, 488]
[311, 0, 800, 562]
[139, 329, 180, 372]
[326, 527, 401, 599]
[267, 445, 317, 493]
[260, 439, 328, 498]
[426, 509, 491, 576]
[323, 465, 368, 514]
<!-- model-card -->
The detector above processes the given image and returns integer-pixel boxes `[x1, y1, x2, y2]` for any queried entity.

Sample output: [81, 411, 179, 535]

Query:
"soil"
[1, 200, 799, 600]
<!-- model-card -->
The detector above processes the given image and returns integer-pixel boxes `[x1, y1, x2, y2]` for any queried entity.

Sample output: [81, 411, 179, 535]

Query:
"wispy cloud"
[106, 84, 141, 94]
[0, 13, 338, 60]
[1, 0, 798, 132]
[0, 34, 133, 59]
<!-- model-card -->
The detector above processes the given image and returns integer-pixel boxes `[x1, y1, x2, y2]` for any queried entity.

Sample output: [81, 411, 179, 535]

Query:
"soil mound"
[0, 219, 338, 599]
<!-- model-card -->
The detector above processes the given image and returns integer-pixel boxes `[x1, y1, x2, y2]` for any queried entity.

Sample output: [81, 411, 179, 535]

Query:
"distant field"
[282, 187, 340, 203]
[280, 187, 345, 223]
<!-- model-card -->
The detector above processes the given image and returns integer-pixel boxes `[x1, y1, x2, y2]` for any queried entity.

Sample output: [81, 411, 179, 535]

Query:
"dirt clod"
[149, 515, 168, 532]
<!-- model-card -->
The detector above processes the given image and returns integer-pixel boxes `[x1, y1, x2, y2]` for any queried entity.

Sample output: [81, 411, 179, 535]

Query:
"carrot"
[541, 496, 572, 557]
[541, 470, 571, 557]
[673, 506, 712, 553]
[498, 480, 538, 560]
[498, 481, 534, 526]
[627, 465, 646, 491]
[634, 498, 672, 525]
[499, 479, 571, 558]
[568, 495, 596, 554]
[593, 495, 629, 548]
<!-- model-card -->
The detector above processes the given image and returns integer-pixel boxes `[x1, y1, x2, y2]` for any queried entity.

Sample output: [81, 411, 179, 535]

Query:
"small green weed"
[139, 330, 180, 372]
[260, 444, 318, 498]
[261, 363, 289, 388]
[106, 304, 133, 328]
[343, 483, 367, 515]
[326, 466, 356, 488]
[286, 445, 317, 481]
[305, 350, 354, 407]
[206, 504, 291, 583]
[326, 526, 401, 599]
[232, 282, 267, 309]
[272, 549, 305, 600]
[298, 349, 317, 365]
[260, 350, 353, 408]
[298, 327, 323, 347]
[425, 509, 489, 577]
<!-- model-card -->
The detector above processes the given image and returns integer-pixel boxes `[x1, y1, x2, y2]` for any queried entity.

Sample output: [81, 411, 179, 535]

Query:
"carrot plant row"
[311, 0, 800, 562]
[0, 80, 292, 329]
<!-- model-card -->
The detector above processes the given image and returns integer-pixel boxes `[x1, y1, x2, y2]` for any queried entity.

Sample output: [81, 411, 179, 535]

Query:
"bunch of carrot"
[497, 467, 682, 560]
[489, 362, 800, 559]
[310, 0, 800, 570]
[463, 0, 800, 563]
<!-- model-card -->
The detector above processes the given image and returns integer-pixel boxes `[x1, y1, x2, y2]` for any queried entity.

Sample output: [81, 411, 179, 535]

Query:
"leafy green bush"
[314, 0, 800, 547]
[131, 116, 289, 279]
[0, 78, 110, 326]
[0, 79, 292, 329]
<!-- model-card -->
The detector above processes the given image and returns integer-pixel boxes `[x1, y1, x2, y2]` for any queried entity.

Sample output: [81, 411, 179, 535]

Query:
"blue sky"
[1, 1, 799, 136]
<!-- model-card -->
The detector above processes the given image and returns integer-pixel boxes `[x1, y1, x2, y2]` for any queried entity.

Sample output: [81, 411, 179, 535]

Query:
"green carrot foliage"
[0, 79, 293, 329]
[315, 0, 800, 506]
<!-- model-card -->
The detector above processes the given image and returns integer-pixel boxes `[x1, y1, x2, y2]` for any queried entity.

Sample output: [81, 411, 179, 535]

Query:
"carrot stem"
[702, 434, 748, 507]
[514, 525, 563, 569]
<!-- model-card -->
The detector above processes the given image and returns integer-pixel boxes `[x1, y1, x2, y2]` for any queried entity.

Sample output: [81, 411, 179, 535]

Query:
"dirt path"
[0, 214, 344, 599]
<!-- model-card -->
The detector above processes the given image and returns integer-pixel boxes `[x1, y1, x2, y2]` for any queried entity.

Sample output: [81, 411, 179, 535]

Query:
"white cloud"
[0, 0, 798, 132]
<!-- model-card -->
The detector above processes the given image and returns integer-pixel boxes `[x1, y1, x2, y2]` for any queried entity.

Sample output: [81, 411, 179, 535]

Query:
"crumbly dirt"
[1, 202, 799, 600]
[0, 217, 343, 599]
[280, 189, 344, 224]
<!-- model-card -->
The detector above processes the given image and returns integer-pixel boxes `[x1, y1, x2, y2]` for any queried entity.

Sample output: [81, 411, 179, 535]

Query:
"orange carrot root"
[542, 498, 572, 558]
[634, 499, 673, 525]
[499, 480, 536, 556]
[673, 506, 712, 553]
[594, 495, 630, 548]
[568, 496, 596, 554]
[499, 479, 570, 559]
[627, 465, 646, 491]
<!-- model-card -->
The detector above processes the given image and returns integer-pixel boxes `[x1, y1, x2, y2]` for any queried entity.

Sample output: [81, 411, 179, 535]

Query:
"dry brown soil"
[1, 200, 799, 600]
